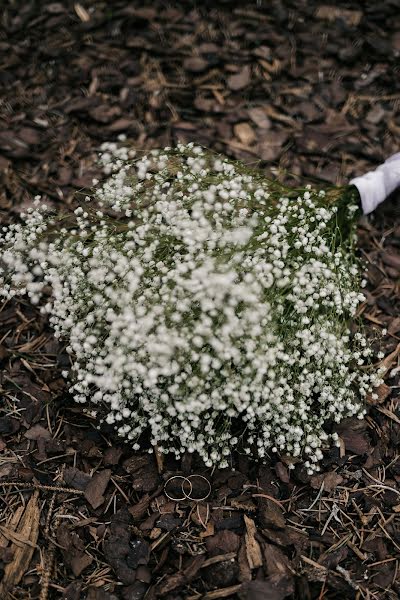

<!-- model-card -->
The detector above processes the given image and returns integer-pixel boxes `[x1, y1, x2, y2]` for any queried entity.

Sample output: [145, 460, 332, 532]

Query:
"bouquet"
[1, 143, 398, 473]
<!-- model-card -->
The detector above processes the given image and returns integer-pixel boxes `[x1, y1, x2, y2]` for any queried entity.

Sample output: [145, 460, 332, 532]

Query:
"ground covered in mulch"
[1, 1, 400, 599]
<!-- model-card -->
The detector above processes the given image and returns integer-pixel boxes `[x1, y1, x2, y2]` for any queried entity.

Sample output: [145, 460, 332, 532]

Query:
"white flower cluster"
[0, 144, 381, 472]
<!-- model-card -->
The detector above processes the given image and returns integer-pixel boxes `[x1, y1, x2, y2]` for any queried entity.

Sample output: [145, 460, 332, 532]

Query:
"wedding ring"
[186, 474, 212, 502]
[164, 475, 192, 502]
[163, 474, 211, 502]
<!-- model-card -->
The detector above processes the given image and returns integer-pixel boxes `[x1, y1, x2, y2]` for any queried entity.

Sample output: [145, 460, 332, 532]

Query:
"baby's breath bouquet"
[0, 143, 382, 472]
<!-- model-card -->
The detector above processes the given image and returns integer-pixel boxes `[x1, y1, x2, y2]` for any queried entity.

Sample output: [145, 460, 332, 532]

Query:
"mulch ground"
[1, 2, 400, 599]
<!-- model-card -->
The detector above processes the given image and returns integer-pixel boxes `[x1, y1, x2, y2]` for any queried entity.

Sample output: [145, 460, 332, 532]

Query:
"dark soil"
[1, 2, 400, 599]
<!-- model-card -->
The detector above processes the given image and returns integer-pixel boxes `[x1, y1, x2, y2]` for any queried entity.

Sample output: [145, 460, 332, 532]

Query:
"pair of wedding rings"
[164, 474, 211, 502]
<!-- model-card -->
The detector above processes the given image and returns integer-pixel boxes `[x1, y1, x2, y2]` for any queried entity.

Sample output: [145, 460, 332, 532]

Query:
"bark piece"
[64, 466, 92, 491]
[257, 497, 285, 530]
[310, 471, 344, 492]
[234, 122, 256, 145]
[84, 469, 112, 509]
[227, 66, 251, 91]
[257, 131, 289, 161]
[206, 530, 240, 556]
[238, 580, 288, 600]
[248, 107, 272, 129]
[0, 491, 40, 596]
[244, 515, 263, 569]
[57, 522, 94, 576]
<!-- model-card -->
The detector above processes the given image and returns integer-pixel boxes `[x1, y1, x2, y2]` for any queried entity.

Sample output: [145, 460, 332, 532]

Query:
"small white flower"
[0, 144, 375, 473]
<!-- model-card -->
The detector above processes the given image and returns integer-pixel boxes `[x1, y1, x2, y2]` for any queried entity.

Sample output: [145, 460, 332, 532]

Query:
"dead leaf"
[0, 416, 20, 435]
[124, 7, 156, 20]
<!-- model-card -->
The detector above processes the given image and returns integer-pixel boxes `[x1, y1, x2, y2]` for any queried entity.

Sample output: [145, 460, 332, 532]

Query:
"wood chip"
[84, 469, 111, 509]
[376, 406, 400, 426]
[243, 515, 263, 569]
[257, 130, 289, 161]
[256, 496, 286, 530]
[227, 66, 251, 91]
[248, 107, 272, 129]
[310, 471, 344, 492]
[234, 122, 256, 145]
[378, 343, 400, 376]
[197, 584, 243, 599]
[316, 6, 362, 27]
[0, 491, 40, 596]
[74, 3, 91, 22]
[366, 382, 391, 405]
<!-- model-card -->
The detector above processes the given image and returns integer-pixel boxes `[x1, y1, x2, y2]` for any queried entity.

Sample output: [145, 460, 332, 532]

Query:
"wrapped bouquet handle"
[350, 153, 400, 215]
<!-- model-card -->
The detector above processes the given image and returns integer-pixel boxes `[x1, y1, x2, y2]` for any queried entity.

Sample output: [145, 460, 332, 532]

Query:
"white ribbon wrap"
[350, 153, 400, 215]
